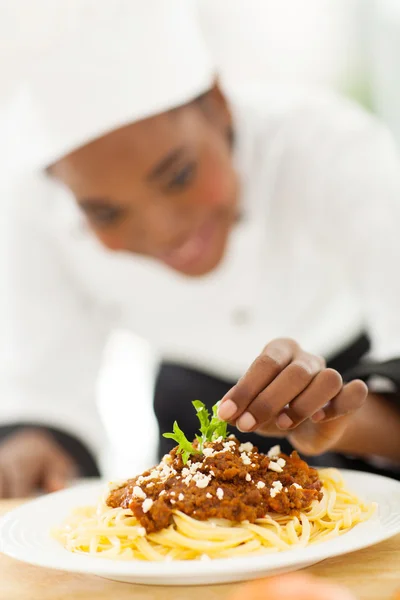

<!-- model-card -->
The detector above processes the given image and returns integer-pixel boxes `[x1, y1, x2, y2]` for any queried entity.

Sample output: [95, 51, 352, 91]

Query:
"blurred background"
[1, 0, 400, 478]
[95, 0, 400, 478]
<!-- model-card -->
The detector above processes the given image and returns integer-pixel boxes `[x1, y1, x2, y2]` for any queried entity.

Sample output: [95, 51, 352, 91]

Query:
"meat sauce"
[107, 437, 323, 533]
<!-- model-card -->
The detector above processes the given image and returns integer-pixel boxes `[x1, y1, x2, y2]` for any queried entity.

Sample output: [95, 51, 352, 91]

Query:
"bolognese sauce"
[107, 438, 323, 533]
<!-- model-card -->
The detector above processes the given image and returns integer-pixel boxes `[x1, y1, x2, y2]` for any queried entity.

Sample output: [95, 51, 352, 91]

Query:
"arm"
[0, 175, 110, 493]
[220, 97, 400, 465]
[333, 393, 400, 462]
[321, 113, 400, 464]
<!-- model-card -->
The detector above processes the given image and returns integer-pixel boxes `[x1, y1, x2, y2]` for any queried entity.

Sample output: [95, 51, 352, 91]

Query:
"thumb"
[42, 451, 78, 493]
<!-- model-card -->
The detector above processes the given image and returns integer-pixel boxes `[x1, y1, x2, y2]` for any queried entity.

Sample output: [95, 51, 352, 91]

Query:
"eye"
[83, 205, 125, 227]
[166, 161, 197, 192]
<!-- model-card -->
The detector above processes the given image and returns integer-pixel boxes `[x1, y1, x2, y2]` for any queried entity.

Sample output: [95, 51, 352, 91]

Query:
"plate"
[1, 470, 399, 586]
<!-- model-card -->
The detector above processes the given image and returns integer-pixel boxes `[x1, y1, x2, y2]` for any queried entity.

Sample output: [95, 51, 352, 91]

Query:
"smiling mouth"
[157, 218, 219, 270]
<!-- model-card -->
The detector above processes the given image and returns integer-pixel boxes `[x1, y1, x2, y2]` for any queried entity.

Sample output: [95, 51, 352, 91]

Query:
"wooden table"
[0, 501, 399, 600]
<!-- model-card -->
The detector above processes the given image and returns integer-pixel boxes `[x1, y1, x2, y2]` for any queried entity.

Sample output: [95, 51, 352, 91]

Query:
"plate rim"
[0, 469, 399, 580]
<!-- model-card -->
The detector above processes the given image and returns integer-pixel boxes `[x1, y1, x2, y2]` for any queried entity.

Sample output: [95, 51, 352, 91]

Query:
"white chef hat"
[0, 0, 215, 175]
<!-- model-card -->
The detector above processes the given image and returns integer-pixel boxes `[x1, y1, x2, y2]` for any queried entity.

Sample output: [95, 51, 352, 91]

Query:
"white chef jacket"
[1, 84, 400, 458]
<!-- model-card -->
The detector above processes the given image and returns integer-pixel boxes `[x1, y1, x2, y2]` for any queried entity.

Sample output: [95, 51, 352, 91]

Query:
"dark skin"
[0, 87, 398, 498]
[51, 87, 238, 276]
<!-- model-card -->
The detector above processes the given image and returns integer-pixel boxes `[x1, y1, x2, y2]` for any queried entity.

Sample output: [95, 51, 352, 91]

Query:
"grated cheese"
[203, 447, 215, 458]
[239, 442, 254, 453]
[193, 473, 211, 488]
[189, 462, 203, 475]
[241, 452, 251, 465]
[142, 498, 153, 513]
[267, 445, 281, 458]
[133, 486, 146, 500]
[268, 460, 283, 473]
[270, 481, 283, 498]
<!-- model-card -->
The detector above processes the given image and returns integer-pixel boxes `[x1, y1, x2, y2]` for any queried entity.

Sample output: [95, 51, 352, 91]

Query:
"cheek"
[89, 221, 138, 252]
[196, 159, 236, 209]
[89, 220, 148, 254]
[95, 232, 124, 250]
[93, 229, 124, 251]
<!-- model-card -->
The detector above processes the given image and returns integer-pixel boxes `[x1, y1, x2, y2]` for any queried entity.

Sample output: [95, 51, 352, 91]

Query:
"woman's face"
[51, 87, 239, 276]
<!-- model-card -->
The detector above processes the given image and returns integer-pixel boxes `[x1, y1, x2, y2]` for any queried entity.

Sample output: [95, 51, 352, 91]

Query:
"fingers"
[217, 336, 366, 438]
[319, 379, 368, 422]
[277, 369, 343, 429]
[236, 353, 324, 431]
[0, 469, 7, 498]
[42, 449, 77, 494]
[0, 429, 78, 498]
[7, 469, 35, 498]
[218, 339, 298, 421]
[0, 464, 36, 498]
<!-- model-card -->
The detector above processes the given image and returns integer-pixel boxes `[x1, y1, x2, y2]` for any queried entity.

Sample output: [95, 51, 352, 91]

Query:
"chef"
[0, 0, 399, 498]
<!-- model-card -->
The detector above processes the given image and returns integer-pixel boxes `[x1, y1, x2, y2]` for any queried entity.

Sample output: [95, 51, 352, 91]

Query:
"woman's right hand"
[0, 428, 77, 498]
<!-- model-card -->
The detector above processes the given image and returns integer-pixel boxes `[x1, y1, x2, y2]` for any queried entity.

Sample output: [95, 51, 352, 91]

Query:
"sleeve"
[320, 110, 400, 393]
[0, 182, 111, 464]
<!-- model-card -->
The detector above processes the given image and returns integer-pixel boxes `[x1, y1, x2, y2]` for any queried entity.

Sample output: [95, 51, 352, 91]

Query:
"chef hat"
[0, 0, 215, 174]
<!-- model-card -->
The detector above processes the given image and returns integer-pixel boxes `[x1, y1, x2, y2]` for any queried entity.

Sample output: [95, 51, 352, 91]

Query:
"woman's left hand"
[218, 338, 368, 455]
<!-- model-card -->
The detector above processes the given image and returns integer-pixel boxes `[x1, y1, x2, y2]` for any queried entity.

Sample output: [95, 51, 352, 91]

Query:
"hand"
[229, 574, 356, 600]
[0, 428, 78, 498]
[218, 338, 368, 456]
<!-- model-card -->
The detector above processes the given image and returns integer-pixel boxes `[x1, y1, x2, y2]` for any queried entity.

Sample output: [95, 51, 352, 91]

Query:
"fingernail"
[312, 409, 325, 423]
[218, 399, 237, 421]
[276, 413, 293, 430]
[236, 411, 256, 432]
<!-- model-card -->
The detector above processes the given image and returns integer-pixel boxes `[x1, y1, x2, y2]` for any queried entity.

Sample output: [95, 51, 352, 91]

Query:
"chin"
[172, 233, 229, 277]
[175, 255, 223, 277]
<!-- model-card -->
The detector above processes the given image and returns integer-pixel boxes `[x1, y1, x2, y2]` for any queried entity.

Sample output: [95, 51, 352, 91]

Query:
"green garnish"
[193, 401, 228, 451]
[162, 421, 197, 465]
[163, 401, 229, 464]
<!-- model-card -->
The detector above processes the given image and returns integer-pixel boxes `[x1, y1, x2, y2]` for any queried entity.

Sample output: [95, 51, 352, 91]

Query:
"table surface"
[0, 500, 399, 600]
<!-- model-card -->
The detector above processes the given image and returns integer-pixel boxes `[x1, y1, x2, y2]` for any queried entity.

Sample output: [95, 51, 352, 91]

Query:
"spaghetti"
[56, 463, 375, 561]
[56, 402, 375, 561]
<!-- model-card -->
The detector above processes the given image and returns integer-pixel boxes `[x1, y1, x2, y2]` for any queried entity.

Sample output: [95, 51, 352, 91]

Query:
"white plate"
[1, 470, 399, 586]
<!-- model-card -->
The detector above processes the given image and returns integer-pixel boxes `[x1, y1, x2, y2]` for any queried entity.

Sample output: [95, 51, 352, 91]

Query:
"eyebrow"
[146, 146, 186, 181]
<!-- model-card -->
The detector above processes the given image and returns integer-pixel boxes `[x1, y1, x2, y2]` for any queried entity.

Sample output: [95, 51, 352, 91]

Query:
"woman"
[0, 0, 399, 497]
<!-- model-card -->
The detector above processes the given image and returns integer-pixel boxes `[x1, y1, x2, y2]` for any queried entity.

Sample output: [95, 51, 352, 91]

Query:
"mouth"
[157, 218, 220, 271]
